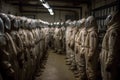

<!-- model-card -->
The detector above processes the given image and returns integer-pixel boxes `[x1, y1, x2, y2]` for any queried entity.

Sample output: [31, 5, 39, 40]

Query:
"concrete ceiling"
[5, 0, 90, 5]
[4, 0, 90, 13]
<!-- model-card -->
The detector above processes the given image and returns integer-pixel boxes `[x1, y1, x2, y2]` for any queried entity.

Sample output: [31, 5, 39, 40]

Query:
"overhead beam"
[21, 7, 79, 14]
[6, 0, 89, 4]
[12, 3, 82, 9]
[47, 0, 89, 4]
[21, 10, 77, 13]
[21, 10, 48, 13]
[22, 9, 77, 13]
[5, 0, 36, 2]
[18, 0, 22, 12]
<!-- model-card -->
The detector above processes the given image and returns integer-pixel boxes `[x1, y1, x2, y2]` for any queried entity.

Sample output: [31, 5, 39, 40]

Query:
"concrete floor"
[35, 50, 75, 80]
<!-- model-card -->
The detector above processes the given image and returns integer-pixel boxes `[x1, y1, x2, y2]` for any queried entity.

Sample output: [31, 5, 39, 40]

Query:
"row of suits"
[0, 13, 49, 80]
[65, 11, 120, 80]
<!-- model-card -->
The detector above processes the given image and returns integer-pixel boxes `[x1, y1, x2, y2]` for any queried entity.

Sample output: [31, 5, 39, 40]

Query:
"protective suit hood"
[0, 18, 4, 34]
[8, 15, 19, 29]
[65, 20, 71, 26]
[80, 18, 86, 27]
[19, 17, 27, 28]
[85, 16, 97, 29]
[71, 20, 77, 27]
[0, 17, 6, 46]
[76, 20, 81, 27]
[31, 19, 36, 29]
[0, 13, 11, 30]
[105, 11, 120, 27]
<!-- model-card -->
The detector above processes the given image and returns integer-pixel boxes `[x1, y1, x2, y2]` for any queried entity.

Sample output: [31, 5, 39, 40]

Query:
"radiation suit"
[76, 18, 87, 80]
[61, 25, 66, 53]
[85, 16, 99, 80]
[41, 28, 46, 54]
[0, 13, 20, 80]
[50, 27, 55, 49]
[65, 25, 73, 65]
[100, 11, 120, 80]
[66, 25, 73, 59]
[54, 26, 62, 53]
[69, 21, 78, 70]
[54, 27, 58, 52]
[74, 20, 83, 65]
[74, 24, 81, 77]
[0, 16, 16, 80]
[57, 27, 62, 53]
[74, 20, 81, 66]
[18, 28, 28, 80]
[44, 27, 50, 50]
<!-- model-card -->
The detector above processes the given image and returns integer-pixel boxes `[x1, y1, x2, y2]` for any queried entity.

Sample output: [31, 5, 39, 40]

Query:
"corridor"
[35, 50, 75, 80]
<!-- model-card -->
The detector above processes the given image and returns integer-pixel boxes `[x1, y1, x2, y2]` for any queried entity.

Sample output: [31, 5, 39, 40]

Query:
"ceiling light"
[50, 12, 54, 15]
[42, 2, 50, 9]
[40, 0, 54, 15]
[48, 8, 54, 15]
[48, 8, 53, 13]
[40, 0, 45, 3]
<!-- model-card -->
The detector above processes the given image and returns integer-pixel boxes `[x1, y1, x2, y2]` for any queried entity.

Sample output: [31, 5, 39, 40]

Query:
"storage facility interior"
[0, 0, 120, 80]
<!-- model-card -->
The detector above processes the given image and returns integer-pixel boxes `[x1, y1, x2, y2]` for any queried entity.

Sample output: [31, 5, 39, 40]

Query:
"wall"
[0, 0, 20, 15]
[21, 7, 80, 22]
[0, 0, 79, 22]
[20, 1, 83, 22]
[22, 11, 77, 22]
[21, 8, 81, 22]
[92, 0, 117, 9]
[79, 4, 88, 18]
[0, 0, 88, 22]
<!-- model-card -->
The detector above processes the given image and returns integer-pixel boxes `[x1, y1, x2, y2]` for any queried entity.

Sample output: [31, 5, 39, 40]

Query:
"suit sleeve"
[78, 32, 82, 45]
[89, 31, 98, 57]
[59, 29, 62, 40]
[106, 30, 117, 67]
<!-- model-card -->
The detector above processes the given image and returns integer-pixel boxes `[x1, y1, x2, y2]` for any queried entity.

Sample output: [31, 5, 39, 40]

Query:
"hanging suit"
[84, 16, 99, 80]
[66, 26, 73, 59]
[85, 28, 98, 80]
[69, 27, 78, 69]
[61, 26, 66, 53]
[100, 11, 120, 80]
[54, 27, 61, 53]
[78, 27, 87, 80]
[74, 28, 81, 64]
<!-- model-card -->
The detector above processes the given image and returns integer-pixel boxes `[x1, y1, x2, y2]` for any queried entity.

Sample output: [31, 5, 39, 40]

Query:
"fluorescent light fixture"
[50, 12, 54, 15]
[40, 0, 54, 15]
[48, 8, 54, 15]
[57, 22, 59, 25]
[54, 22, 57, 25]
[42, 2, 50, 9]
[40, 0, 45, 3]
[40, 0, 42, 2]
[48, 8, 53, 13]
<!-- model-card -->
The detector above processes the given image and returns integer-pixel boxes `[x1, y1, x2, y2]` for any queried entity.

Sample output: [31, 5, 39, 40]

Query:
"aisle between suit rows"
[35, 50, 75, 80]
